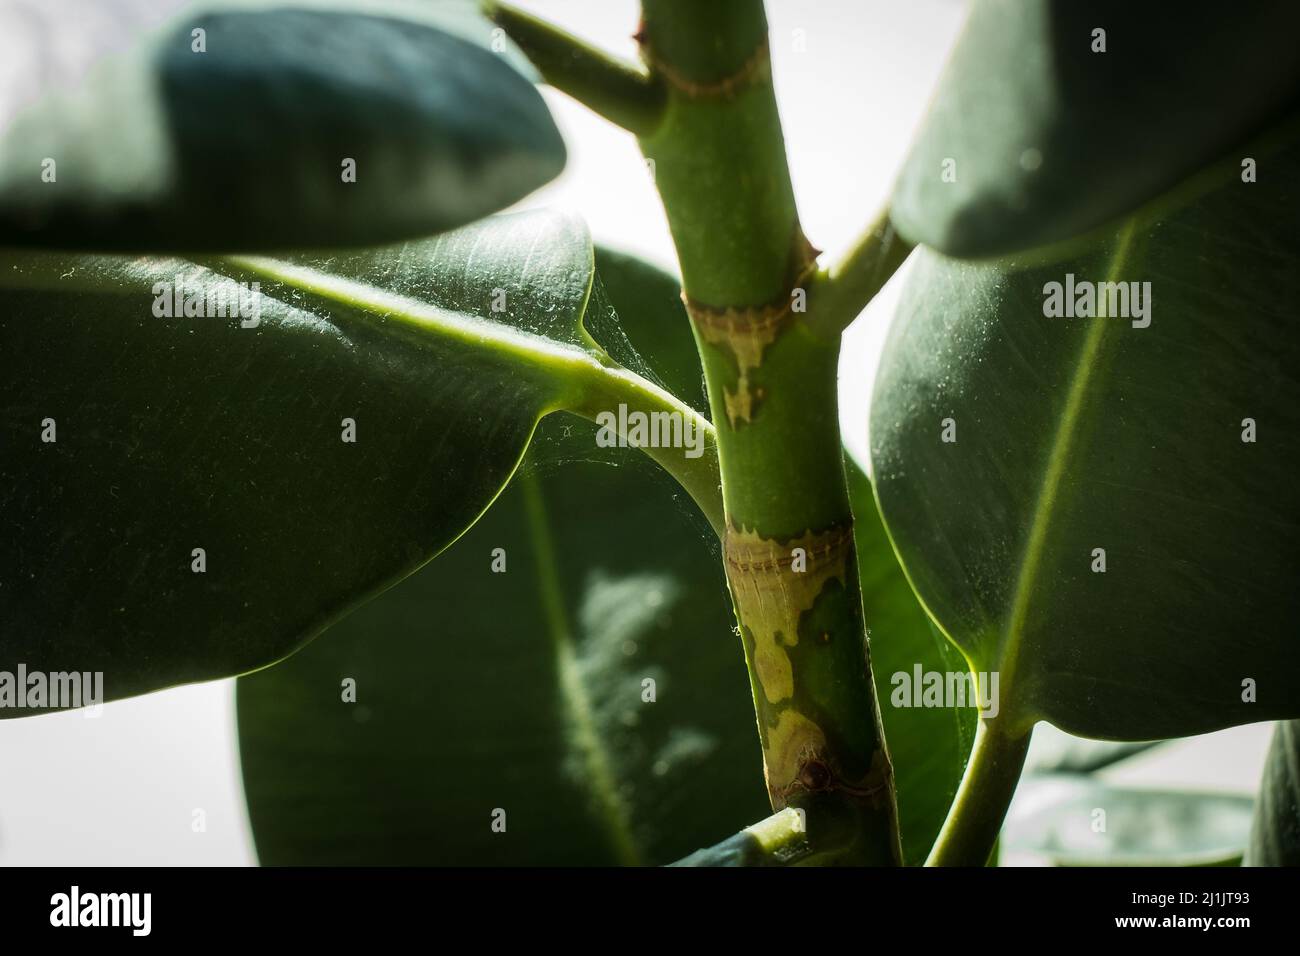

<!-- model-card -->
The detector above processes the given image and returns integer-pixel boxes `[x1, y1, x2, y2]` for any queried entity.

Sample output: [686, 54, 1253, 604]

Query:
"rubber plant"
[1, 0, 1298, 867]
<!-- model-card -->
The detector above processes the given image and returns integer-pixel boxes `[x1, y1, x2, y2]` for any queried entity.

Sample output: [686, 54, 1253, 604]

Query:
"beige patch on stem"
[724, 522, 854, 705]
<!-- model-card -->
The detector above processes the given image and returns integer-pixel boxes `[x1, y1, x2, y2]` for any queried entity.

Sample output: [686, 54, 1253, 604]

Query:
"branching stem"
[635, 0, 902, 865]
[487, 2, 666, 136]
[804, 209, 913, 341]
[566, 363, 723, 538]
[497, 0, 915, 866]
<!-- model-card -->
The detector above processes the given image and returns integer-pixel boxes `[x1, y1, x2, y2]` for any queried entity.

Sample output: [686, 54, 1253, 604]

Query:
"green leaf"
[0, 209, 626, 711]
[0, 0, 564, 250]
[237, 250, 770, 865]
[846, 460, 974, 866]
[892, 0, 1300, 258]
[1005, 777, 1254, 866]
[870, 122, 1300, 740]
[1246, 720, 1300, 866]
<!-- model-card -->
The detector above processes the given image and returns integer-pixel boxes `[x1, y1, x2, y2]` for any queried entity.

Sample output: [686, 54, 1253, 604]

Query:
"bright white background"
[0, 0, 1269, 865]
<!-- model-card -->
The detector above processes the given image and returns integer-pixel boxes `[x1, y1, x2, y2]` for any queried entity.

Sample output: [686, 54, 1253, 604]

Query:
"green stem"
[487, 2, 666, 136]
[636, 0, 902, 865]
[926, 718, 1033, 867]
[216, 250, 724, 537]
[566, 363, 723, 537]
[804, 209, 913, 342]
[495, 0, 910, 866]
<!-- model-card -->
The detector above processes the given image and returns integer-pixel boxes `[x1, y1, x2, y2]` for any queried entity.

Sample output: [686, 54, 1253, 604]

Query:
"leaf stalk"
[804, 208, 913, 341]
[926, 717, 1033, 866]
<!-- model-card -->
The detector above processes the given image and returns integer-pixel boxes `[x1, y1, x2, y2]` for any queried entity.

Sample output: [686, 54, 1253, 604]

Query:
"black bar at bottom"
[0, 866, 1285, 942]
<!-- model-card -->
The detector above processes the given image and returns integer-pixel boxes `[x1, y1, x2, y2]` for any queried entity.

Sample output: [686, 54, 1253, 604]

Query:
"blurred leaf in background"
[891, 0, 1300, 258]
[1247, 720, 1300, 865]
[0, 0, 564, 250]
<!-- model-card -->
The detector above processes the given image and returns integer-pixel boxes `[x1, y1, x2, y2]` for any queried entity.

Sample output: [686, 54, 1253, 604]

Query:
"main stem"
[637, 0, 900, 864]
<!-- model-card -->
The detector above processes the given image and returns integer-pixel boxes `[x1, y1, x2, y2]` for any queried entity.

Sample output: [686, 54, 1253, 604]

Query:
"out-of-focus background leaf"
[1023, 728, 1160, 776]
[0, 0, 564, 250]
[892, 0, 1300, 258]
[1005, 776, 1253, 867]
[1246, 720, 1300, 865]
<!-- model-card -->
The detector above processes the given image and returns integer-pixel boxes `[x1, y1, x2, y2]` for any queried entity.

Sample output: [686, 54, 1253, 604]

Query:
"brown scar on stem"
[683, 234, 820, 427]
[765, 709, 894, 810]
[634, 31, 772, 100]
[724, 521, 854, 705]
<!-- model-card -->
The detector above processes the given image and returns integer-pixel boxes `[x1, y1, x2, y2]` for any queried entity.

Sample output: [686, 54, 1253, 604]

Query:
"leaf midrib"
[996, 221, 1139, 720]
[519, 470, 642, 866]
[224, 253, 602, 386]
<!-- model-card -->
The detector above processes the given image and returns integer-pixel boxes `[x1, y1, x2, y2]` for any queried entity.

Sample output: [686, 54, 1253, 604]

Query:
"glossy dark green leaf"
[0, 0, 564, 250]
[846, 460, 974, 866]
[237, 250, 770, 865]
[892, 0, 1300, 258]
[871, 123, 1300, 740]
[1246, 720, 1300, 866]
[0, 209, 620, 711]
[1006, 776, 1254, 866]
